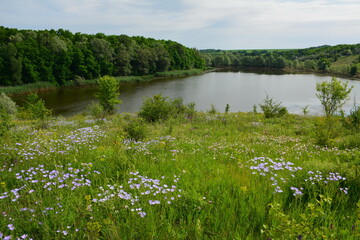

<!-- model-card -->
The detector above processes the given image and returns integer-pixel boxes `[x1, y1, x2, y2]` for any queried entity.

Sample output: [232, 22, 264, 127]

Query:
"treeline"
[202, 44, 360, 77]
[0, 26, 206, 86]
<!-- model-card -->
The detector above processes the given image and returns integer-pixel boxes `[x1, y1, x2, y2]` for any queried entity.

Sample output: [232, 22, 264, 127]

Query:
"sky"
[1, 0, 360, 50]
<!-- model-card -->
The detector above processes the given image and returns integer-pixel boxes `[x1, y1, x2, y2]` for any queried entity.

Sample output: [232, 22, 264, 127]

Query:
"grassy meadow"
[0, 109, 359, 239]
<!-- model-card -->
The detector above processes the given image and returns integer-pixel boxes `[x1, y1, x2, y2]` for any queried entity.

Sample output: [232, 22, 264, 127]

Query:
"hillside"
[0, 109, 359, 239]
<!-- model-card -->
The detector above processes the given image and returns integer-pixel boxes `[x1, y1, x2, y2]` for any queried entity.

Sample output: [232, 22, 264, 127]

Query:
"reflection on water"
[12, 70, 360, 116]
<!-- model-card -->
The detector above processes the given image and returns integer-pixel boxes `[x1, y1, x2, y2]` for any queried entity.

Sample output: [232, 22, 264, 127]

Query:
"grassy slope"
[0, 112, 359, 239]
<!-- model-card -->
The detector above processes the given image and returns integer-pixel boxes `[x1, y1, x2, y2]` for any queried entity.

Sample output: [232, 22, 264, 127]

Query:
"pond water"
[12, 69, 360, 116]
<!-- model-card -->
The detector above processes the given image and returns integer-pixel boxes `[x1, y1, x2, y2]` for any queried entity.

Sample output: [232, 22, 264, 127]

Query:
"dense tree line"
[0, 27, 206, 86]
[202, 44, 360, 76]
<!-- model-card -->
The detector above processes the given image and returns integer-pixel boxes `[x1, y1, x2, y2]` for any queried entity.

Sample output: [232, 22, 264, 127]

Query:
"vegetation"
[201, 44, 360, 78]
[258, 95, 288, 118]
[94, 76, 121, 114]
[0, 92, 17, 114]
[0, 26, 206, 87]
[316, 77, 353, 117]
[0, 102, 359, 239]
[138, 95, 189, 123]
[20, 93, 52, 120]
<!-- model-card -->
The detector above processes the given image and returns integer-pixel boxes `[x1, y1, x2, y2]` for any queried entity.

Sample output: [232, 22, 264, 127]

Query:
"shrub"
[95, 75, 121, 114]
[316, 77, 353, 117]
[138, 95, 187, 123]
[123, 115, 147, 141]
[85, 101, 105, 119]
[22, 93, 51, 120]
[0, 107, 12, 136]
[0, 92, 17, 115]
[185, 102, 196, 119]
[259, 95, 287, 118]
[225, 104, 230, 114]
[74, 75, 86, 86]
[313, 117, 344, 147]
[207, 104, 218, 114]
[347, 103, 360, 131]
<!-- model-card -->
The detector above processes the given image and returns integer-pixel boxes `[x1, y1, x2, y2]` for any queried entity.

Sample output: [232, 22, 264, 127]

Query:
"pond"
[12, 69, 360, 116]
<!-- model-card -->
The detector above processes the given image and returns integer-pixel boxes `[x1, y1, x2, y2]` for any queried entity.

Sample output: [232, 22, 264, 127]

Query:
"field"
[0, 112, 359, 239]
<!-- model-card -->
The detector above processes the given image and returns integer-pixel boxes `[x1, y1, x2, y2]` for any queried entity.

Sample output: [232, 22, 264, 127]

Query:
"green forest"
[0, 26, 206, 86]
[202, 44, 360, 77]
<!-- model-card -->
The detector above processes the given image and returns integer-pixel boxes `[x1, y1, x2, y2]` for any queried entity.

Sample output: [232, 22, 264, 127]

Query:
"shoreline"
[0, 68, 213, 97]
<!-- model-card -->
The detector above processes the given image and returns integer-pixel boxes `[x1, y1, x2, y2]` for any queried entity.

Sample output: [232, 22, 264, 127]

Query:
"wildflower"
[7, 224, 15, 231]
[290, 187, 303, 196]
[138, 211, 146, 218]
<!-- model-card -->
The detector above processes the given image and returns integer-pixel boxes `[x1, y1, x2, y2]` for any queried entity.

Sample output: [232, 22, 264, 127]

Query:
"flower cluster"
[248, 157, 302, 193]
[93, 171, 182, 218]
[1, 126, 105, 161]
[305, 171, 348, 194]
[0, 163, 100, 238]
[247, 157, 349, 196]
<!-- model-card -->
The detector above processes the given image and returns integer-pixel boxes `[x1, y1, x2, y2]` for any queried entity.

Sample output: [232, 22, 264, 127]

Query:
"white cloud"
[0, 0, 359, 49]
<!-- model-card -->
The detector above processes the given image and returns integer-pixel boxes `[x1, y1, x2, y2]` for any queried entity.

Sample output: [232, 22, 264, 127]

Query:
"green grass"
[0, 82, 57, 96]
[332, 55, 360, 66]
[154, 69, 204, 78]
[0, 112, 359, 239]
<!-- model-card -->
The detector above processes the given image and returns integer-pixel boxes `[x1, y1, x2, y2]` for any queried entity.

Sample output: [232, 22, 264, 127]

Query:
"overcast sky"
[1, 0, 359, 50]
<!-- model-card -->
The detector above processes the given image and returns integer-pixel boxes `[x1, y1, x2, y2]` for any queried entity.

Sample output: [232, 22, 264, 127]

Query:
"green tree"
[95, 75, 121, 114]
[316, 77, 353, 117]
[317, 58, 331, 71]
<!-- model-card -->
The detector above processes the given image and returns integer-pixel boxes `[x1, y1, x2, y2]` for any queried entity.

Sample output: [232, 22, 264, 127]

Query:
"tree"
[94, 75, 121, 114]
[316, 77, 353, 117]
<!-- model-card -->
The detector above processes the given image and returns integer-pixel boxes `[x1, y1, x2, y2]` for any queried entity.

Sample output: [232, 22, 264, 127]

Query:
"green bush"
[95, 75, 121, 114]
[347, 104, 360, 131]
[225, 104, 230, 114]
[138, 95, 187, 123]
[185, 102, 196, 119]
[0, 107, 12, 136]
[313, 117, 344, 147]
[259, 95, 287, 118]
[85, 101, 105, 119]
[22, 93, 52, 120]
[207, 104, 218, 114]
[123, 115, 147, 141]
[334, 133, 360, 149]
[0, 92, 17, 115]
[74, 75, 86, 86]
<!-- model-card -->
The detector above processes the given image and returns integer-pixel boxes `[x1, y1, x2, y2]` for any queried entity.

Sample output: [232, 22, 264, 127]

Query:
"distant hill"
[200, 44, 360, 78]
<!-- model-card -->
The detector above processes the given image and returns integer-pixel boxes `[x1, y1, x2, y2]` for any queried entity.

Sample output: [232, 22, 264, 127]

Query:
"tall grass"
[0, 82, 57, 95]
[0, 112, 359, 239]
[154, 69, 204, 78]
[1, 69, 205, 96]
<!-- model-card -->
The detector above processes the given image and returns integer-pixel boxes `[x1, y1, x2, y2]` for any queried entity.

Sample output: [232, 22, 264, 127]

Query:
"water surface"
[12, 69, 360, 116]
